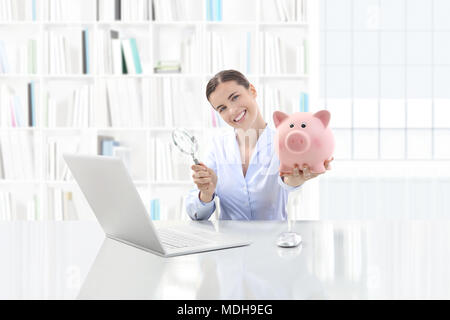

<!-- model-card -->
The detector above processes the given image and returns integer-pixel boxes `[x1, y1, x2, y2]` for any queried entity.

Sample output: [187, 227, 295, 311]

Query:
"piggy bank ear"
[313, 110, 331, 128]
[273, 111, 289, 128]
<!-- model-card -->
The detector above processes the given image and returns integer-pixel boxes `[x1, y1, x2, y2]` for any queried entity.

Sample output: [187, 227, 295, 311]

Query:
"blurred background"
[316, 0, 450, 219]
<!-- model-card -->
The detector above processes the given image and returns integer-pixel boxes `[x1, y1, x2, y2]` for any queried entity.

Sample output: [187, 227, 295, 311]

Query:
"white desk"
[1, 220, 450, 299]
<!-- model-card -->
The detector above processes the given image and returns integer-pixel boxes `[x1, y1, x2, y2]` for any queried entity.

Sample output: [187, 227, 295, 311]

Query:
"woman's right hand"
[191, 162, 217, 203]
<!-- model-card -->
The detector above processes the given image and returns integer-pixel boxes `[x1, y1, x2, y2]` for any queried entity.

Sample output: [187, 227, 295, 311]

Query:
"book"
[63, 191, 78, 220]
[300, 92, 308, 112]
[105, 79, 119, 126]
[0, 131, 35, 180]
[97, 81, 111, 126]
[54, 188, 63, 220]
[96, 0, 100, 20]
[150, 198, 160, 220]
[154, 60, 181, 73]
[0, 40, 9, 73]
[97, 135, 113, 155]
[121, 41, 128, 74]
[0, 192, 12, 221]
[0, 193, 5, 220]
[298, 0, 307, 22]
[115, 0, 121, 20]
[162, 78, 173, 126]
[105, 78, 143, 127]
[82, 29, 90, 74]
[261, 32, 288, 74]
[206, 0, 213, 21]
[121, 39, 136, 74]
[296, 40, 305, 74]
[99, 135, 120, 156]
[129, 38, 142, 74]
[303, 39, 308, 74]
[0, 144, 4, 179]
[27, 39, 37, 74]
[153, 0, 188, 21]
[47, 138, 57, 180]
[25, 195, 36, 220]
[18, 131, 34, 179]
[154, 67, 181, 74]
[109, 29, 120, 73]
[13, 95, 26, 127]
[216, 0, 222, 21]
[28, 81, 36, 127]
[275, 0, 288, 21]
[47, 30, 90, 74]
[206, 0, 221, 21]
[111, 38, 122, 75]
[0, 135, 13, 179]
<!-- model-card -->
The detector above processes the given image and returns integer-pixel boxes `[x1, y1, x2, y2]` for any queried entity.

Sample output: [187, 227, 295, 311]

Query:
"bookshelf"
[0, 0, 318, 221]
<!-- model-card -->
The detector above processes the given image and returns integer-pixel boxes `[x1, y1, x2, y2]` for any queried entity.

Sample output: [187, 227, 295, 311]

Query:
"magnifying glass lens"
[172, 128, 199, 164]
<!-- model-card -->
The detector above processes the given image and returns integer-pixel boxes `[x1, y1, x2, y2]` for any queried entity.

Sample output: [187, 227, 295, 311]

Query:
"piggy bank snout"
[285, 131, 310, 154]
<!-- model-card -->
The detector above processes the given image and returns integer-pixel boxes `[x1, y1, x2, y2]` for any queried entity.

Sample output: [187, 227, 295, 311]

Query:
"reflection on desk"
[1, 220, 450, 299]
[78, 222, 321, 299]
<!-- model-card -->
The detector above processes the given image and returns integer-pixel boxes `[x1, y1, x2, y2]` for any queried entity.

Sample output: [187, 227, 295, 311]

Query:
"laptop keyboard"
[157, 228, 210, 249]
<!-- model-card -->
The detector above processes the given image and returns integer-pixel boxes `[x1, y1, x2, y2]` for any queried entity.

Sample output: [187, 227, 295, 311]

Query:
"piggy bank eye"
[289, 124, 294, 128]
[301, 123, 307, 128]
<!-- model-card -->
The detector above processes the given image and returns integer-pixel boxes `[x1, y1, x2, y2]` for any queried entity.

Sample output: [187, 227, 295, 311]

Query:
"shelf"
[41, 180, 195, 187]
[0, 74, 40, 79]
[260, 74, 309, 79]
[41, 127, 95, 132]
[0, 0, 317, 221]
[204, 21, 258, 27]
[0, 21, 310, 27]
[97, 127, 148, 132]
[44, 180, 150, 187]
[151, 73, 205, 78]
[42, 21, 96, 26]
[96, 73, 206, 79]
[149, 181, 195, 186]
[148, 127, 206, 132]
[97, 21, 151, 26]
[44, 181, 76, 187]
[0, 73, 309, 79]
[98, 127, 203, 132]
[0, 127, 37, 132]
[0, 180, 40, 185]
[0, 21, 41, 26]
[260, 22, 308, 27]
[153, 21, 202, 26]
[42, 75, 95, 80]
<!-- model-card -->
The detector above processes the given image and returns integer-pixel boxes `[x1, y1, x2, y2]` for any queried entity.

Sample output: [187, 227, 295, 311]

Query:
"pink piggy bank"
[273, 110, 334, 175]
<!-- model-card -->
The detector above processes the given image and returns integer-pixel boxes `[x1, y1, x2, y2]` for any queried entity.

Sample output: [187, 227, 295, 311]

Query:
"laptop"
[63, 154, 250, 257]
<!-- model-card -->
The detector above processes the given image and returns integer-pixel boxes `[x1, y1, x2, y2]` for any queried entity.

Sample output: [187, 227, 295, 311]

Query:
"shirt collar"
[232, 123, 273, 155]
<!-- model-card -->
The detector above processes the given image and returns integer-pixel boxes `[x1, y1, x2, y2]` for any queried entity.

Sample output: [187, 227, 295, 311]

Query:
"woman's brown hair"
[206, 70, 250, 101]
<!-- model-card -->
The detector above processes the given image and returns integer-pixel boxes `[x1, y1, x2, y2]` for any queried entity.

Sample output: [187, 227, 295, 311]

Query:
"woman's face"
[208, 81, 261, 130]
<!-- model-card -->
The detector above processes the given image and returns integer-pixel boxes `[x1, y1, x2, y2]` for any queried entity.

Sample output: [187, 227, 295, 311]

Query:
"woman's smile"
[233, 109, 247, 123]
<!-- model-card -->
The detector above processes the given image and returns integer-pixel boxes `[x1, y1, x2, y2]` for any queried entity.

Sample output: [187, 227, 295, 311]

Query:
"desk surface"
[1, 220, 450, 300]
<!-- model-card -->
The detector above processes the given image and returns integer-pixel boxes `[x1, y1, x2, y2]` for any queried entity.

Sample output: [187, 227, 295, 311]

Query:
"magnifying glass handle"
[192, 155, 200, 165]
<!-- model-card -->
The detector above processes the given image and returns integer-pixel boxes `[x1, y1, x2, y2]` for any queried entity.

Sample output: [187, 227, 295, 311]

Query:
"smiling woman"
[185, 69, 331, 221]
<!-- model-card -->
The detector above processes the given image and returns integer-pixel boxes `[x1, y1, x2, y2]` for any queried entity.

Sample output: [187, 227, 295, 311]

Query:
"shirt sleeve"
[185, 136, 218, 220]
[185, 190, 216, 220]
[277, 174, 303, 192]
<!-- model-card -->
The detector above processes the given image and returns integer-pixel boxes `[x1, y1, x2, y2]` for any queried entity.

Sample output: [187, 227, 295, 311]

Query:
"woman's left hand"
[282, 157, 334, 187]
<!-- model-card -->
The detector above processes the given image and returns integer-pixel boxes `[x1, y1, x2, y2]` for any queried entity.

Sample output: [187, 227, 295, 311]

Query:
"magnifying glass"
[172, 128, 200, 165]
